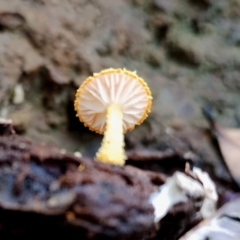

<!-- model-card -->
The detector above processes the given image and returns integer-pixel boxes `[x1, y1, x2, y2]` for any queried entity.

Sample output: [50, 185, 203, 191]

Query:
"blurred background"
[0, 0, 239, 166]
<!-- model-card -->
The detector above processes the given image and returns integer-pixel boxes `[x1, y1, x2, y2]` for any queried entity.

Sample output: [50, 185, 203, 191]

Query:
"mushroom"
[74, 68, 152, 165]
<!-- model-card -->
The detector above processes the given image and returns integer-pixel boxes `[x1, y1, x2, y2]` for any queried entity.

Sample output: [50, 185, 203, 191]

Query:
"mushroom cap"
[74, 68, 152, 134]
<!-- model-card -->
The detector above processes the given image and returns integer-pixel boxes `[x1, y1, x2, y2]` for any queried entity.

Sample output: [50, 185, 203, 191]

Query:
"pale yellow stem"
[96, 103, 126, 165]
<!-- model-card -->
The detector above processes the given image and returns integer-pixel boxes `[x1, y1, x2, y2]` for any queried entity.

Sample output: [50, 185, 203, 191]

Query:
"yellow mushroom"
[74, 68, 152, 166]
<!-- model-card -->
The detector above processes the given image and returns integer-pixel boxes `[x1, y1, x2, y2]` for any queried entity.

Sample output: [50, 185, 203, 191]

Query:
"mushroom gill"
[74, 68, 152, 165]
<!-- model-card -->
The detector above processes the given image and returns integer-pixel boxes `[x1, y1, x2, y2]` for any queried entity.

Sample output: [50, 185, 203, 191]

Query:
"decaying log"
[0, 119, 203, 240]
[0, 119, 164, 240]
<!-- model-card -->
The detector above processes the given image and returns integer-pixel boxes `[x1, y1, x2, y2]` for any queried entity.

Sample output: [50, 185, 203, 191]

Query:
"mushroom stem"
[96, 103, 126, 165]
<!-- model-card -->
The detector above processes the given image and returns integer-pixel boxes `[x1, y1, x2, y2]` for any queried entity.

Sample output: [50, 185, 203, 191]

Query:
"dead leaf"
[216, 126, 240, 187]
[180, 198, 240, 240]
[202, 106, 240, 187]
